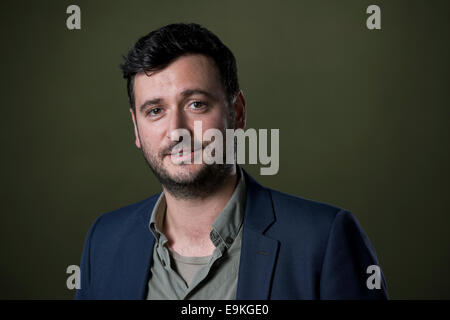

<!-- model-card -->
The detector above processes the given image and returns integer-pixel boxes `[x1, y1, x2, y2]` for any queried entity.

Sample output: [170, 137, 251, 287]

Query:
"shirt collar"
[211, 166, 246, 249]
[149, 191, 167, 243]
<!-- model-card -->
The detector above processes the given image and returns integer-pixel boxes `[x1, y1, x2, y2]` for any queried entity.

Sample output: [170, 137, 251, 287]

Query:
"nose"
[166, 108, 189, 142]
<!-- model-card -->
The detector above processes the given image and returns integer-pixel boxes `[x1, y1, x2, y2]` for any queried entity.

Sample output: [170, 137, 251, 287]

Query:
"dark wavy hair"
[120, 23, 240, 113]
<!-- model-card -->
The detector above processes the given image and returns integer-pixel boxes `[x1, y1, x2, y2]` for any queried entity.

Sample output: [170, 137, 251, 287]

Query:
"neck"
[162, 166, 239, 256]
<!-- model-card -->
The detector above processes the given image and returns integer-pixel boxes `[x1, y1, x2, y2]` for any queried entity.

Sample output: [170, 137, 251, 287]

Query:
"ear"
[130, 108, 142, 149]
[233, 90, 246, 129]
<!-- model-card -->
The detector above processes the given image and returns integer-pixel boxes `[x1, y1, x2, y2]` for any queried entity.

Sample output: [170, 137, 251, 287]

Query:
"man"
[75, 23, 388, 300]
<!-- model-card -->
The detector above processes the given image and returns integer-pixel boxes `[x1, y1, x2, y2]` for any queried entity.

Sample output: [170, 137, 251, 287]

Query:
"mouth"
[167, 147, 203, 163]
[169, 147, 202, 156]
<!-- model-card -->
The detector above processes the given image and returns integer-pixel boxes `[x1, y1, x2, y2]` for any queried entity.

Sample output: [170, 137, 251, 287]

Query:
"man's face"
[130, 54, 240, 197]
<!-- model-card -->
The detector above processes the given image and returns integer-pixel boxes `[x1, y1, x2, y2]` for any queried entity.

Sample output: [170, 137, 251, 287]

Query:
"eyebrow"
[139, 98, 163, 113]
[138, 88, 218, 113]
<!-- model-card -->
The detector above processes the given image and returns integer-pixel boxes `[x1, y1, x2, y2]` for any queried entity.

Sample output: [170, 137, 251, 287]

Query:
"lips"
[172, 151, 193, 157]
[166, 148, 203, 164]
[166, 147, 204, 165]
[170, 148, 202, 157]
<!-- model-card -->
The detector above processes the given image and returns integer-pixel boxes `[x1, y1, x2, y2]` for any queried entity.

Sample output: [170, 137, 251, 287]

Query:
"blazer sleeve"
[74, 215, 103, 300]
[319, 210, 389, 299]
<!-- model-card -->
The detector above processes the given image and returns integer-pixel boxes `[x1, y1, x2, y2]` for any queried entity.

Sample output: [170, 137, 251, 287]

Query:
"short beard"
[140, 146, 234, 200]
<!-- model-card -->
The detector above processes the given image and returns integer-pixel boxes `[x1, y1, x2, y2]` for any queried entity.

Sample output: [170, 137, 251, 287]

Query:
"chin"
[164, 162, 207, 182]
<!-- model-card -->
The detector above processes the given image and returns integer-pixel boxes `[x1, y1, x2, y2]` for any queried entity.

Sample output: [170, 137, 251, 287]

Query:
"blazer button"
[226, 237, 233, 245]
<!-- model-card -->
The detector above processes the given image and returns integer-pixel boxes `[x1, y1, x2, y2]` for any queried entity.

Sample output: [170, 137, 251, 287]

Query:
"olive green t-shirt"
[146, 167, 246, 300]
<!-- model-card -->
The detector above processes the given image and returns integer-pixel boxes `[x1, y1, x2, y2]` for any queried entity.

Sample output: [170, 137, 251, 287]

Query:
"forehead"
[133, 54, 225, 105]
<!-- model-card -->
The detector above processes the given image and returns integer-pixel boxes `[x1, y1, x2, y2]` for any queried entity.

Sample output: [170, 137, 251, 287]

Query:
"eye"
[147, 107, 163, 117]
[189, 101, 207, 110]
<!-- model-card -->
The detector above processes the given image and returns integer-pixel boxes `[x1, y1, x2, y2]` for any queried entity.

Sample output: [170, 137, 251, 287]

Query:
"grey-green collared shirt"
[146, 167, 247, 300]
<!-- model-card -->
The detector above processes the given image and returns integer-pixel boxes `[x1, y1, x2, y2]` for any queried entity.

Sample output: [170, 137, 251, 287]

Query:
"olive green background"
[0, 0, 448, 299]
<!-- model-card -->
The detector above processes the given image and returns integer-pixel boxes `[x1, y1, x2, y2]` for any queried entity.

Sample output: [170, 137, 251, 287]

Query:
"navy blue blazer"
[75, 170, 388, 300]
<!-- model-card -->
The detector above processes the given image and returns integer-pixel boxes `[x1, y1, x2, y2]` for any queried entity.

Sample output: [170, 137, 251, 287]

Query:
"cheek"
[203, 107, 231, 131]
[136, 123, 163, 150]
[200, 119, 226, 139]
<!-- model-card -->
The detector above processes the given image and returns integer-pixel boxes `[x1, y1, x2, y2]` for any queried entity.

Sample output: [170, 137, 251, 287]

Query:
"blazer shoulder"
[269, 188, 345, 220]
[92, 193, 161, 235]
[266, 188, 352, 238]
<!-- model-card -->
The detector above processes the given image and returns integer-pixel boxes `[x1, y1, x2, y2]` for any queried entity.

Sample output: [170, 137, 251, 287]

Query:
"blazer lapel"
[236, 171, 279, 300]
[118, 196, 158, 299]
